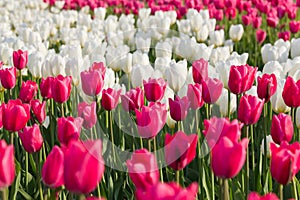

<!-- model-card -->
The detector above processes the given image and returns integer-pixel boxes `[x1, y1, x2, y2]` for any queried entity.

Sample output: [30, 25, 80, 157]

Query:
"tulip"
[143, 78, 166, 102]
[267, 16, 278, 28]
[169, 96, 190, 121]
[257, 73, 277, 102]
[51, 75, 72, 104]
[209, 29, 225, 47]
[0, 104, 2, 129]
[256, 29, 267, 44]
[57, 117, 83, 145]
[270, 141, 300, 185]
[247, 192, 279, 200]
[203, 117, 243, 149]
[228, 64, 257, 95]
[282, 76, 300, 107]
[225, 7, 236, 20]
[78, 102, 97, 129]
[121, 87, 144, 112]
[135, 182, 198, 200]
[89, 62, 106, 80]
[80, 69, 104, 97]
[0, 66, 17, 89]
[211, 136, 248, 178]
[201, 77, 223, 104]
[64, 139, 105, 194]
[252, 17, 262, 29]
[135, 102, 167, 139]
[165, 60, 187, 93]
[101, 88, 121, 111]
[30, 100, 46, 124]
[0, 140, 15, 189]
[229, 24, 244, 42]
[260, 135, 274, 157]
[40, 77, 53, 99]
[270, 79, 290, 113]
[126, 149, 159, 191]
[19, 80, 38, 103]
[192, 58, 208, 83]
[2, 99, 30, 132]
[165, 131, 198, 170]
[238, 95, 264, 125]
[290, 21, 300, 34]
[18, 124, 43, 153]
[291, 38, 300, 58]
[271, 113, 293, 144]
[278, 31, 290, 41]
[13, 49, 28, 70]
[187, 83, 204, 110]
[242, 15, 252, 26]
[131, 64, 154, 88]
[42, 146, 64, 188]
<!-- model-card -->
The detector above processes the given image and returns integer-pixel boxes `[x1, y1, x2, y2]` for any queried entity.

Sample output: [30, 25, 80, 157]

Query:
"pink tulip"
[0, 66, 17, 90]
[270, 141, 300, 185]
[201, 77, 223, 104]
[187, 83, 204, 110]
[211, 136, 248, 178]
[289, 21, 300, 34]
[13, 49, 28, 70]
[238, 95, 264, 125]
[135, 102, 167, 139]
[256, 29, 267, 44]
[121, 87, 144, 112]
[101, 88, 121, 111]
[143, 78, 166, 102]
[64, 139, 105, 194]
[0, 140, 15, 189]
[90, 62, 106, 79]
[40, 77, 53, 99]
[2, 99, 30, 132]
[165, 131, 198, 170]
[282, 76, 300, 107]
[192, 58, 208, 83]
[30, 100, 46, 124]
[169, 96, 190, 121]
[81, 69, 104, 97]
[252, 17, 262, 29]
[51, 75, 72, 103]
[57, 117, 83, 145]
[257, 73, 277, 102]
[78, 102, 97, 129]
[19, 80, 38, 103]
[278, 31, 290, 41]
[267, 16, 279, 28]
[18, 124, 43, 153]
[247, 192, 279, 200]
[126, 149, 159, 191]
[42, 146, 64, 188]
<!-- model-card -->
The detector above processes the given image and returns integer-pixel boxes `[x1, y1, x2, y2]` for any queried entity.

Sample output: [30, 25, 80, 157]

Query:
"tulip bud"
[169, 96, 190, 121]
[18, 124, 43, 153]
[256, 29, 267, 44]
[13, 49, 28, 70]
[40, 77, 53, 99]
[30, 100, 46, 124]
[101, 88, 121, 111]
[192, 58, 208, 83]
[78, 102, 97, 129]
[121, 87, 144, 112]
[238, 95, 264, 125]
[282, 76, 300, 108]
[80, 69, 104, 97]
[19, 80, 38, 103]
[187, 83, 204, 110]
[257, 73, 277, 102]
[247, 192, 279, 200]
[0, 66, 17, 90]
[51, 75, 72, 103]
[57, 117, 83, 145]
[0, 140, 15, 189]
[165, 60, 187, 93]
[143, 78, 167, 102]
[271, 113, 293, 144]
[201, 77, 223, 104]
[229, 24, 244, 42]
[260, 135, 274, 157]
[290, 21, 300, 34]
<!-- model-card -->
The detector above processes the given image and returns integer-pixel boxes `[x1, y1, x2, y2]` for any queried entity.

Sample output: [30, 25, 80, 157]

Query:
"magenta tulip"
[101, 88, 121, 111]
[256, 29, 267, 44]
[80, 69, 104, 97]
[169, 96, 190, 121]
[51, 75, 72, 103]
[201, 77, 223, 104]
[18, 124, 43, 153]
[126, 149, 159, 191]
[187, 83, 204, 110]
[238, 95, 264, 125]
[282, 76, 300, 107]
[257, 73, 277, 102]
[42, 146, 64, 188]
[143, 78, 166, 102]
[40, 77, 53, 99]
[121, 87, 144, 112]
[57, 117, 83, 145]
[90, 62, 106, 79]
[78, 102, 97, 129]
[271, 113, 293, 144]
[13, 49, 28, 70]
[0, 66, 17, 89]
[19, 80, 38, 103]
[64, 139, 105, 194]
[0, 104, 2, 129]
[165, 131, 198, 170]
[2, 99, 30, 132]
[192, 58, 208, 83]
[290, 21, 300, 34]
[247, 192, 279, 200]
[30, 100, 46, 124]
[0, 140, 15, 189]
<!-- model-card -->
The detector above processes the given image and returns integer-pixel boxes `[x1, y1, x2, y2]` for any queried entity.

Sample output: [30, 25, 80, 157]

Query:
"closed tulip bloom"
[238, 95, 264, 125]
[290, 21, 300, 34]
[169, 96, 190, 121]
[2, 99, 30, 132]
[201, 77, 223, 104]
[211, 136, 249, 178]
[13, 49, 28, 70]
[252, 17, 262, 29]
[81, 69, 104, 97]
[247, 192, 279, 200]
[121, 87, 144, 112]
[267, 16, 278, 28]
[101, 88, 121, 111]
[0, 140, 15, 189]
[271, 113, 293, 144]
[42, 146, 64, 188]
[126, 149, 159, 191]
[165, 131, 198, 170]
[30, 100, 46, 124]
[270, 141, 300, 185]
[228, 64, 257, 94]
[57, 117, 83, 145]
[135, 182, 198, 200]
[0, 66, 17, 89]
[40, 77, 53, 99]
[19, 80, 38, 103]
[78, 102, 97, 129]
[257, 73, 277, 102]
[64, 139, 105, 194]
[51, 75, 72, 104]
[18, 124, 43, 153]
[90, 62, 106, 79]
[165, 59, 187, 93]
[143, 78, 166, 102]
[282, 76, 300, 107]
[242, 15, 252, 26]
[192, 58, 208, 83]
[187, 83, 204, 110]
[135, 102, 167, 139]
[203, 117, 243, 149]
[229, 24, 244, 42]
[256, 29, 267, 44]
[278, 31, 290, 41]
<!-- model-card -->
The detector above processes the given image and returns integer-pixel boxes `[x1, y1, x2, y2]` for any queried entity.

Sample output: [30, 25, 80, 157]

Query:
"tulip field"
[2, 0, 300, 200]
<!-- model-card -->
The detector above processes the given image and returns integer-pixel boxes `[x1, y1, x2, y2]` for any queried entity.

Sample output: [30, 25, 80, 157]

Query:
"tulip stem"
[140, 138, 143, 149]
[1, 188, 8, 200]
[293, 178, 298, 200]
[263, 105, 268, 186]
[228, 90, 231, 119]
[236, 94, 239, 119]
[10, 132, 14, 145]
[25, 152, 29, 190]
[148, 139, 151, 152]
[250, 125, 255, 189]
[176, 170, 180, 184]
[211, 169, 215, 200]
[221, 179, 229, 200]
[279, 184, 283, 200]
[109, 111, 116, 165]
[244, 126, 249, 195]
[60, 103, 64, 117]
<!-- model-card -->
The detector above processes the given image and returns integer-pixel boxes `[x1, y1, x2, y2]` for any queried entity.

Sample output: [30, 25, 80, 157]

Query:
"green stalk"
[245, 126, 249, 195]
[148, 139, 151, 152]
[1, 188, 8, 200]
[109, 111, 116, 163]
[263, 104, 268, 186]
[61, 103, 64, 117]
[250, 125, 255, 190]
[176, 170, 180, 184]
[223, 179, 229, 200]
[279, 184, 283, 200]
[293, 178, 298, 200]
[25, 152, 29, 190]
[228, 90, 231, 119]
[211, 169, 215, 200]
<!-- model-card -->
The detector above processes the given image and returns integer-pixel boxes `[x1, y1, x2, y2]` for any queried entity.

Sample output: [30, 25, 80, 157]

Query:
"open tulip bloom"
[2, 1, 300, 199]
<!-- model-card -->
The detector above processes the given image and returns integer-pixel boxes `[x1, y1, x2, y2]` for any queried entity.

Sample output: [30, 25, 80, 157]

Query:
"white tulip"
[155, 57, 171, 75]
[166, 111, 176, 129]
[260, 135, 274, 157]
[262, 61, 284, 79]
[177, 19, 191, 36]
[200, 10, 210, 21]
[196, 24, 209, 42]
[155, 41, 172, 59]
[138, 8, 151, 20]
[192, 43, 213, 61]
[261, 44, 279, 64]
[131, 64, 154, 88]
[190, 13, 203, 32]
[132, 51, 150, 66]
[164, 11, 177, 25]
[65, 57, 83, 86]
[229, 24, 244, 42]
[103, 68, 115, 90]
[291, 38, 300, 58]
[216, 88, 237, 117]
[94, 7, 106, 20]
[209, 46, 230, 66]
[270, 78, 291, 113]
[121, 53, 132, 74]
[106, 45, 130, 71]
[135, 36, 151, 53]
[186, 9, 198, 19]
[27, 51, 44, 78]
[224, 39, 234, 52]
[274, 39, 290, 63]
[0, 45, 13, 65]
[165, 59, 187, 93]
